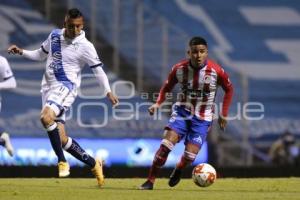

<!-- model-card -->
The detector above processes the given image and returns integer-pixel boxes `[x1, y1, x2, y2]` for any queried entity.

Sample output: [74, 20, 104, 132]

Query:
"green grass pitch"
[0, 178, 300, 200]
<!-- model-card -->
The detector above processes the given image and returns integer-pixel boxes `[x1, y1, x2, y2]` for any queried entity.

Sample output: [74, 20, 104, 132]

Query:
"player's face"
[64, 16, 84, 39]
[188, 44, 208, 68]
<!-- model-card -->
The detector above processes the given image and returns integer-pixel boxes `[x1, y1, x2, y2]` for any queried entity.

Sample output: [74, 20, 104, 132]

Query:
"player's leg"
[58, 122, 96, 168]
[177, 143, 200, 170]
[168, 119, 212, 187]
[140, 129, 179, 190]
[140, 105, 188, 190]
[58, 123, 104, 187]
[41, 85, 71, 177]
[40, 106, 66, 163]
[57, 120, 104, 187]
[0, 129, 14, 157]
[41, 106, 69, 177]
[168, 143, 199, 187]
[57, 89, 103, 186]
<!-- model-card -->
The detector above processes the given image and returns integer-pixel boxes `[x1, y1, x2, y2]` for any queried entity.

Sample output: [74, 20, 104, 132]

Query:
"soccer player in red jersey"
[140, 36, 233, 190]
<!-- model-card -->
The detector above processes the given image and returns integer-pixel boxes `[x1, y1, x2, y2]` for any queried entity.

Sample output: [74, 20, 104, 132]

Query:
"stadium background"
[0, 0, 299, 177]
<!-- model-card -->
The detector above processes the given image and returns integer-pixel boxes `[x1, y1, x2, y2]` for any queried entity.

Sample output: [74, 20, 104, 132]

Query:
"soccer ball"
[192, 163, 217, 187]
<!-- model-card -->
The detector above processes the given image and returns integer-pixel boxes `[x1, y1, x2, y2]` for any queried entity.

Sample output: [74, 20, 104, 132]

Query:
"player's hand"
[8, 45, 23, 55]
[107, 92, 119, 107]
[218, 115, 227, 131]
[148, 103, 160, 116]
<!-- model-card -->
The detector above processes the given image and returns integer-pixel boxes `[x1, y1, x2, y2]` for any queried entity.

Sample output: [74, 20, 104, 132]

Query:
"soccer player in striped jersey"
[140, 36, 233, 190]
[8, 8, 118, 187]
[0, 55, 16, 157]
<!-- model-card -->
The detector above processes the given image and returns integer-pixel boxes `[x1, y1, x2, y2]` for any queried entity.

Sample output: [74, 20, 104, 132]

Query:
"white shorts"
[41, 84, 76, 122]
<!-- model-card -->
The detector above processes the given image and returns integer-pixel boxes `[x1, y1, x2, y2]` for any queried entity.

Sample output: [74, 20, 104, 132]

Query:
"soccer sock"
[63, 137, 96, 168]
[46, 122, 66, 162]
[148, 142, 172, 183]
[176, 151, 197, 169]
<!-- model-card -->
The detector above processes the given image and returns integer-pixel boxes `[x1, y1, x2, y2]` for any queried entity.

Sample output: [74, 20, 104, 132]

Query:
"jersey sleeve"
[0, 57, 14, 80]
[156, 66, 178, 105]
[83, 43, 111, 94]
[82, 43, 104, 68]
[217, 67, 233, 117]
[41, 32, 51, 54]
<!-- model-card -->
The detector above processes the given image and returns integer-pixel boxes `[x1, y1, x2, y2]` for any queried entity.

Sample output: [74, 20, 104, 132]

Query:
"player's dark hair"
[189, 36, 208, 47]
[66, 8, 83, 19]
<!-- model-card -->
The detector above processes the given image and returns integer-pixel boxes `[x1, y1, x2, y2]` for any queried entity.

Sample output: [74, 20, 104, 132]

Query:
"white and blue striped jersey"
[40, 28, 103, 91]
[0, 56, 14, 83]
[0, 55, 15, 111]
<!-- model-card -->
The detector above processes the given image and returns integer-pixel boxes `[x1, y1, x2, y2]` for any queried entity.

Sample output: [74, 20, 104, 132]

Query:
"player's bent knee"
[161, 139, 174, 151]
[45, 102, 63, 117]
[163, 129, 180, 144]
[40, 114, 53, 127]
[153, 140, 174, 167]
[40, 106, 59, 127]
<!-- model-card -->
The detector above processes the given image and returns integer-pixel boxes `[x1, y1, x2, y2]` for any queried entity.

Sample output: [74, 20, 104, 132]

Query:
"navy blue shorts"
[165, 105, 212, 148]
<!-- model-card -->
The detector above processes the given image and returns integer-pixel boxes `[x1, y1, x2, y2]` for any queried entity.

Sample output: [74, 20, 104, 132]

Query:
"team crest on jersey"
[73, 43, 79, 50]
[203, 75, 212, 84]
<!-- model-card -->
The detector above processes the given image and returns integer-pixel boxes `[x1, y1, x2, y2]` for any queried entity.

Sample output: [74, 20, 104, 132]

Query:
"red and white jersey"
[157, 59, 233, 121]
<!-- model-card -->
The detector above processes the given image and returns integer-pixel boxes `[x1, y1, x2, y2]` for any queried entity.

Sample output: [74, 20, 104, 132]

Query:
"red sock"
[176, 156, 192, 169]
[148, 166, 160, 183]
[148, 144, 171, 183]
[176, 151, 197, 169]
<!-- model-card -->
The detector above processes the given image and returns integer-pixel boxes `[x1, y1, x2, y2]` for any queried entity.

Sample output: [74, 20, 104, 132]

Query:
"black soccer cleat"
[168, 168, 182, 187]
[139, 180, 154, 190]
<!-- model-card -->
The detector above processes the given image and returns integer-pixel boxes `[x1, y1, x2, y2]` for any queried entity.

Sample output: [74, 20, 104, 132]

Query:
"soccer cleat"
[58, 161, 70, 177]
[139, 180, 154, 190]
[0, 133, 14, 157]
[168, 168, 182, 187]
[91, 159, 105, 187]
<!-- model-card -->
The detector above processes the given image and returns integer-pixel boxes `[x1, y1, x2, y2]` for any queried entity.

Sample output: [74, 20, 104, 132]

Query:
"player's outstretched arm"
[8, 45, 47, 61]
[107, 92, 119, 107]
[8, 45, 23, 55]
[148, 103, 160, 116]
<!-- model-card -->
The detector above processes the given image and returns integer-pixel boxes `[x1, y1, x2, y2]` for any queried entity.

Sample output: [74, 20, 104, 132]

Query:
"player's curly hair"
[189, 36, 207, 47]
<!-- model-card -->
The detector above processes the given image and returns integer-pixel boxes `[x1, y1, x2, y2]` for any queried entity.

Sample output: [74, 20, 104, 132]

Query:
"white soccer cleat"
[58, 161, 70, 177]
[1, 132, 14, 157]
